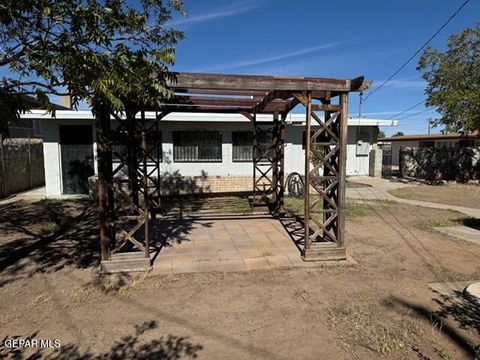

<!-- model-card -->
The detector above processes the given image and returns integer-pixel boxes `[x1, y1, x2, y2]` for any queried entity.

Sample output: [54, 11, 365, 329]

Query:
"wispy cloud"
[371, 76, 426, 91]
[167, 1, 260, 27]
[195, 42, 344, 72]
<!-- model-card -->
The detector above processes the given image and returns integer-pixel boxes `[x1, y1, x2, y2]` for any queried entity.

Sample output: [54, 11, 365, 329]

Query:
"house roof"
[21, 110, 398, 127]
[20, 94, 70, 110]
[380, 131, 480, 142]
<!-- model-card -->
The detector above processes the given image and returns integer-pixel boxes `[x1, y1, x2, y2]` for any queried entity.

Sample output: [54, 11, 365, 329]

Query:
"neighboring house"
[380, 132, 480, 170]
[21, 110, 397, 197]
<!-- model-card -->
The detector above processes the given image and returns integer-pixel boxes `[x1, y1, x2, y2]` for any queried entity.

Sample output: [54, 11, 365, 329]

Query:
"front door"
[59, 125, 94, 194]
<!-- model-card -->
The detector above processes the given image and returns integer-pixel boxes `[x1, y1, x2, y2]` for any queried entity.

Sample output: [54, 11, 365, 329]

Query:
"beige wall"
[0, 138, 45, 198]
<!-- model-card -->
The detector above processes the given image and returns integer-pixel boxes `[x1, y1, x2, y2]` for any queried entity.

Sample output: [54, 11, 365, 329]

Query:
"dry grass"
[390, 183, 480, 209]
[417, 215, 480, 231]
[28, 221, 60, 235]
[324, 297, 425, 355]
[284, 197, 373, 219]
[260, 249, 272, 257]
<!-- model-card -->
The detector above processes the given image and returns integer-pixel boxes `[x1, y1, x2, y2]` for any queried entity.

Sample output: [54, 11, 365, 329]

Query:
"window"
[173, 131, 222, 162]
[302, 130, 330, 149]
[232, 131, 253, 162]
[112, 130, 162, 162]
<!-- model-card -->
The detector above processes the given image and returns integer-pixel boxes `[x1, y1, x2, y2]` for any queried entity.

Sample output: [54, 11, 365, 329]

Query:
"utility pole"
[358, 92, 364, 118]
[427, 118, 432, 134]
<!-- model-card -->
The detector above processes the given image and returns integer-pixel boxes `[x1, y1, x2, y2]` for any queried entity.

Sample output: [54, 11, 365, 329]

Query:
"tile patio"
[150, 216, 325, 274]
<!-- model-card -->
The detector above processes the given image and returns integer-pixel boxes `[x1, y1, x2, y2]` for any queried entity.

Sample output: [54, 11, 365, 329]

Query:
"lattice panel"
[291, 90, 348, 255]
[305, 109, 342, 247]
[105, 111, 164, 257]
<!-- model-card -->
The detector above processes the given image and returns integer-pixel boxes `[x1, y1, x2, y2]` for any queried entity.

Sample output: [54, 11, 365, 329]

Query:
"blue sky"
[169, 0, 480, 135]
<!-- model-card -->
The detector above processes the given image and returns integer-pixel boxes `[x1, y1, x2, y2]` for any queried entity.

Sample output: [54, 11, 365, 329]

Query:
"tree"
[0, 0, 185, 136]
[392, 131, 404, 137]
[378, 130, 386, 139]
[418, 22, 480, 133]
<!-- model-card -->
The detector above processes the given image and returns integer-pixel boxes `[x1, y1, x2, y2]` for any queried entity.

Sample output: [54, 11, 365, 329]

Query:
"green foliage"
[0, 0, 185, 135]
[418, 22, 480, 132]
[392, 131, 404, 137]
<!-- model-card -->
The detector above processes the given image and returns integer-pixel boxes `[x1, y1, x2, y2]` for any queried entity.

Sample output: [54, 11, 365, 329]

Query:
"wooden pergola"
[96, 72, 370, 271]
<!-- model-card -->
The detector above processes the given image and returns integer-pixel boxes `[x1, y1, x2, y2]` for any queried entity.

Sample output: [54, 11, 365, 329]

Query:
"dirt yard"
[390, 183, 480, 209]
[1, 198, 480, 359]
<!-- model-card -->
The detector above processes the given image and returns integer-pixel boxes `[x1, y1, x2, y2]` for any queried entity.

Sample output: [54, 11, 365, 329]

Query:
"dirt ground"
[390, 183, 480, 209]
[1, 199, 480, 359]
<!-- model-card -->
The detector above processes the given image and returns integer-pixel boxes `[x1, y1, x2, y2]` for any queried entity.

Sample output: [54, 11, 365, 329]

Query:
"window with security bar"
[173, 131, 222, 162]
[232, 131, 253, 162]
[112, 130, 162, 162]
[302, 130, 330, 149]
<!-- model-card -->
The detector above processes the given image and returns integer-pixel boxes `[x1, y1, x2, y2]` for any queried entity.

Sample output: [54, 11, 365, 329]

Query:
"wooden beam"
[240, 112, 254, 122]
[174, 87, 268, 97]
[168, 96, 259, 107]
[253, 90, 292, 113]
[311, 104, 341, 112]
[169, 72, 369, 92]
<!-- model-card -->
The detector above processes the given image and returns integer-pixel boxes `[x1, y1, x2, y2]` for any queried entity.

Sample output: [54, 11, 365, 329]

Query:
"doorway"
[59, 125, 94, 194]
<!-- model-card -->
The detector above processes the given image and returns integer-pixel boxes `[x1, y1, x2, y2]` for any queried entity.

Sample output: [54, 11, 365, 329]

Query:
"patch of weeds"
[30, 294, 52, 307]
[69, 285, 102, 303]
[284, 197, 373, 219]
[418, 217, 480, 231]
[284, 196, 304, 216]
[434, 347, 453, 360]
[261, 249, 272, 257]
[324, 297, 423, 355]
[39, 198, 68, 206]
[29, 221, 60, 235]
[346, 202, 372, 219]
[14, 199, 27, 207]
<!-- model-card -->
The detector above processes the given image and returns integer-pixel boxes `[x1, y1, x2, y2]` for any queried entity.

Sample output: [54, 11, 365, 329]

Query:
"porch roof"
[156, 72, 370, 114]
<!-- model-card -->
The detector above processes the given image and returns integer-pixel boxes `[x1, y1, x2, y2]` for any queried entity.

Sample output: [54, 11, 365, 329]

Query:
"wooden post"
[96, 108, 112, 261]
[304, 91, 312, 250]
[252, 112, 257, 208]
[271, 112, 279, 205]
[278, 113, 286, 214]
[141, 110, 150, 258]
[126, 109, 139, 210]
[337, 93, 349, 248]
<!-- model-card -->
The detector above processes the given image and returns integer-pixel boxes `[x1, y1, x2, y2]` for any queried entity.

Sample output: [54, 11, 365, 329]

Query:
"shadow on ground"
[385, 293, 480, 358]
[0, 199, 99, 287]
[0, 321, 202, 359]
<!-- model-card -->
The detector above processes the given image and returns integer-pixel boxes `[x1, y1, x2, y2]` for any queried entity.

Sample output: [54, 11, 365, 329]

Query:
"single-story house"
[21, 110, 397, 197]
[380, 132, 480, 170]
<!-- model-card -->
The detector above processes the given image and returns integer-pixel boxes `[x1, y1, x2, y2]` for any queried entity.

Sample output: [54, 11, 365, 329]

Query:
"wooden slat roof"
[154, 72, 370, 114]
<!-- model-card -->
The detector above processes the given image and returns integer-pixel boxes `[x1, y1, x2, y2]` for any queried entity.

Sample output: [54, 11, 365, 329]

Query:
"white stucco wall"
[40, 118, 377, 196]
[41, 119, 97, 196]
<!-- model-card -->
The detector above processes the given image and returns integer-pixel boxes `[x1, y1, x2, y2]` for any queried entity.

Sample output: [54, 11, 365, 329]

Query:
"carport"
[95, 72, 369, 271]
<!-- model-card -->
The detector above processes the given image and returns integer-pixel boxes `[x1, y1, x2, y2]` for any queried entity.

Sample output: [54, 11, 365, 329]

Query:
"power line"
[396, 108, 432, 121]
[387, 99, 426, 120]
[364, 0, 471, 101]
